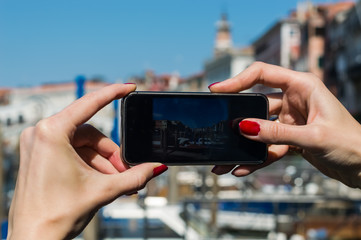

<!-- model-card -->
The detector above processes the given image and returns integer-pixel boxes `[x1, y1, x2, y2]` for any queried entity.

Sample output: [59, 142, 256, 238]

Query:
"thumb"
[239, 119, 316, 149]
[100, 163, 168, 202]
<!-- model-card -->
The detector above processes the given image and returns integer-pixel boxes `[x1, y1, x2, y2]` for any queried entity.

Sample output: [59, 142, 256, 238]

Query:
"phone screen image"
[122, 92, 268, 165]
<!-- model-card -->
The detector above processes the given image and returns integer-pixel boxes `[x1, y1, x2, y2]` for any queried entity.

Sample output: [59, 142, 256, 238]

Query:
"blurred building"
[127, 69, 207, 92]
[204, 14, 254, 91]
[177, 72, 206, 92]
[296, 1, 354, 80]
[0, 81, 113, 147]
[253, 19, 300, 70]
[252, 17, 300, 93]
[0, 90, 10, 106]
[324, 1, 361, 118]
[128, 70, 182, 91]
[253, 1, 354, 92]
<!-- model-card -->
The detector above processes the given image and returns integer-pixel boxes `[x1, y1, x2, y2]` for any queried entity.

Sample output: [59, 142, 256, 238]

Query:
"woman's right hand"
[7, 83, 168, 240]
[210, 62, 361, 189]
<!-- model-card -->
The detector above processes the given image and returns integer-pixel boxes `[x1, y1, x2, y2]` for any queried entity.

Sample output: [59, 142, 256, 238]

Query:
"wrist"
[7, 217, 71, 240]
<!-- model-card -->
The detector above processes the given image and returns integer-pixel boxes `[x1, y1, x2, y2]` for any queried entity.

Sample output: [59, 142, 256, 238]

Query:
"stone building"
[204, 14, 254, 92]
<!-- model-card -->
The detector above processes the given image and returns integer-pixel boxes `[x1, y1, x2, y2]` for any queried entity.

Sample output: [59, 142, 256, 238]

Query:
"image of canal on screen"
[150, 96, 264, 164]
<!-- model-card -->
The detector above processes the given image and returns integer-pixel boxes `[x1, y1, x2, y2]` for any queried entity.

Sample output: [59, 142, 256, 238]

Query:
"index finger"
[56, 83, 136, 132]
[209, 62, 302, 93]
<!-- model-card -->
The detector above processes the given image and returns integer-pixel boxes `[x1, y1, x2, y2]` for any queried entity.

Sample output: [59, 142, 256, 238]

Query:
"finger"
[267, 92, 283, 116]
[268, 144, 289, 161]
[99, 163, 168, 202]
[76, 147, 119, 174]
[211, 165, 236, 175]
[211, 142, 288, 177]
[231, 144, 289, 177]
[56, 83, 136, 132]
[239, 118, 319, 150]
[209, 62, 302, 92]
[73, 124, 129, 172]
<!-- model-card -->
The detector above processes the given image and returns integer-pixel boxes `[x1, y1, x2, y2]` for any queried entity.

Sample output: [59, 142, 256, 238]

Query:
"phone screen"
[121, 92, 268, 165]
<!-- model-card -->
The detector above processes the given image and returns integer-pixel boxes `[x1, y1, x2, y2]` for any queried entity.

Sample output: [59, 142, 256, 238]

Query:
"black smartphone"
[121, 91, 268, 165]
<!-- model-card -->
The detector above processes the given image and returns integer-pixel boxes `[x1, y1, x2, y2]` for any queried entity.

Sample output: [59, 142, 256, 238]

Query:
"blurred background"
[1, 0, 361, 239]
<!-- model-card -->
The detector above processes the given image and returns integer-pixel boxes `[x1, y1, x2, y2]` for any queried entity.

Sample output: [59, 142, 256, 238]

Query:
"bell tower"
[214, 13, 233, 57]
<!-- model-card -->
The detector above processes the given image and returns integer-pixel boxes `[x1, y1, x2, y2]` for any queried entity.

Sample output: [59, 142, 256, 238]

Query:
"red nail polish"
[239, 120, 260, 136]
[208, 82, 220, 89]
[153, 164, 168, 177]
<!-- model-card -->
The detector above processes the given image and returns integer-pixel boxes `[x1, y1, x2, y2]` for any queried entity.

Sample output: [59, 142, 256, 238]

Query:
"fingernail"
[211, 165, 222, 174]
[124, 83, 136, 85]
[208, 82, 220, 89]
[239, 120, 260, 136]
[152, 164, 168, 177]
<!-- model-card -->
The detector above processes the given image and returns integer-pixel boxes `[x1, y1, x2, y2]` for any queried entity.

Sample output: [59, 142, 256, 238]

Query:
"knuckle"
[305, 73, 318, 85]
[300, 72, 316, 79]
[35, 119, 51, 134]
[251, 61, 265, 69]
[134, 173, 148, 190]
[127, 171, 148, 191]
[298, 72, 321, 88]
[248, 62, 266, 75]
[34, 118, 58, 140]
[249, 61, 266, 83]
[267, 123, 286, 144]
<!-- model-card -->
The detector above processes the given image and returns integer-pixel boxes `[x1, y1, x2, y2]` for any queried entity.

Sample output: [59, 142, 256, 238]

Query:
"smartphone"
[121, 91, 268, 165]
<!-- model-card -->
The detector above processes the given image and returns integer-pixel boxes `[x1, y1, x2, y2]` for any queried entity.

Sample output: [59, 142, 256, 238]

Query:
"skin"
[7, 83, 168, 240]
[210, 62, 361, 189]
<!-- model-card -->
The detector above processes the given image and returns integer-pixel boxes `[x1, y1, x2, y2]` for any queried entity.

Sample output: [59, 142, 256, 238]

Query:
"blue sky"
[0, 0, 345, 87]
[153, 97, 228, 128]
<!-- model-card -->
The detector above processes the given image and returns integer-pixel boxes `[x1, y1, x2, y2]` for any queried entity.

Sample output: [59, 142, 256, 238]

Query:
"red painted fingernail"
[208, 82, 220, 89]
[152, 164, 168, 177]
[211, 166, 219, 173]
[239, 120, 260, 136]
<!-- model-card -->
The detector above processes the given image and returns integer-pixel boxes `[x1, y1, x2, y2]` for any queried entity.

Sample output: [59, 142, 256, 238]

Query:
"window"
[6, 118, 12, 126]
[18, 115, 24, 124]
[315, 27, 325, 36]
[318, 55, 325, 68]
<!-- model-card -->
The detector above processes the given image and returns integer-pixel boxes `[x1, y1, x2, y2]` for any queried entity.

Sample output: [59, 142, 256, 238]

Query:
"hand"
[209, 62, 361, 189]
[7, 84, 168, 239]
